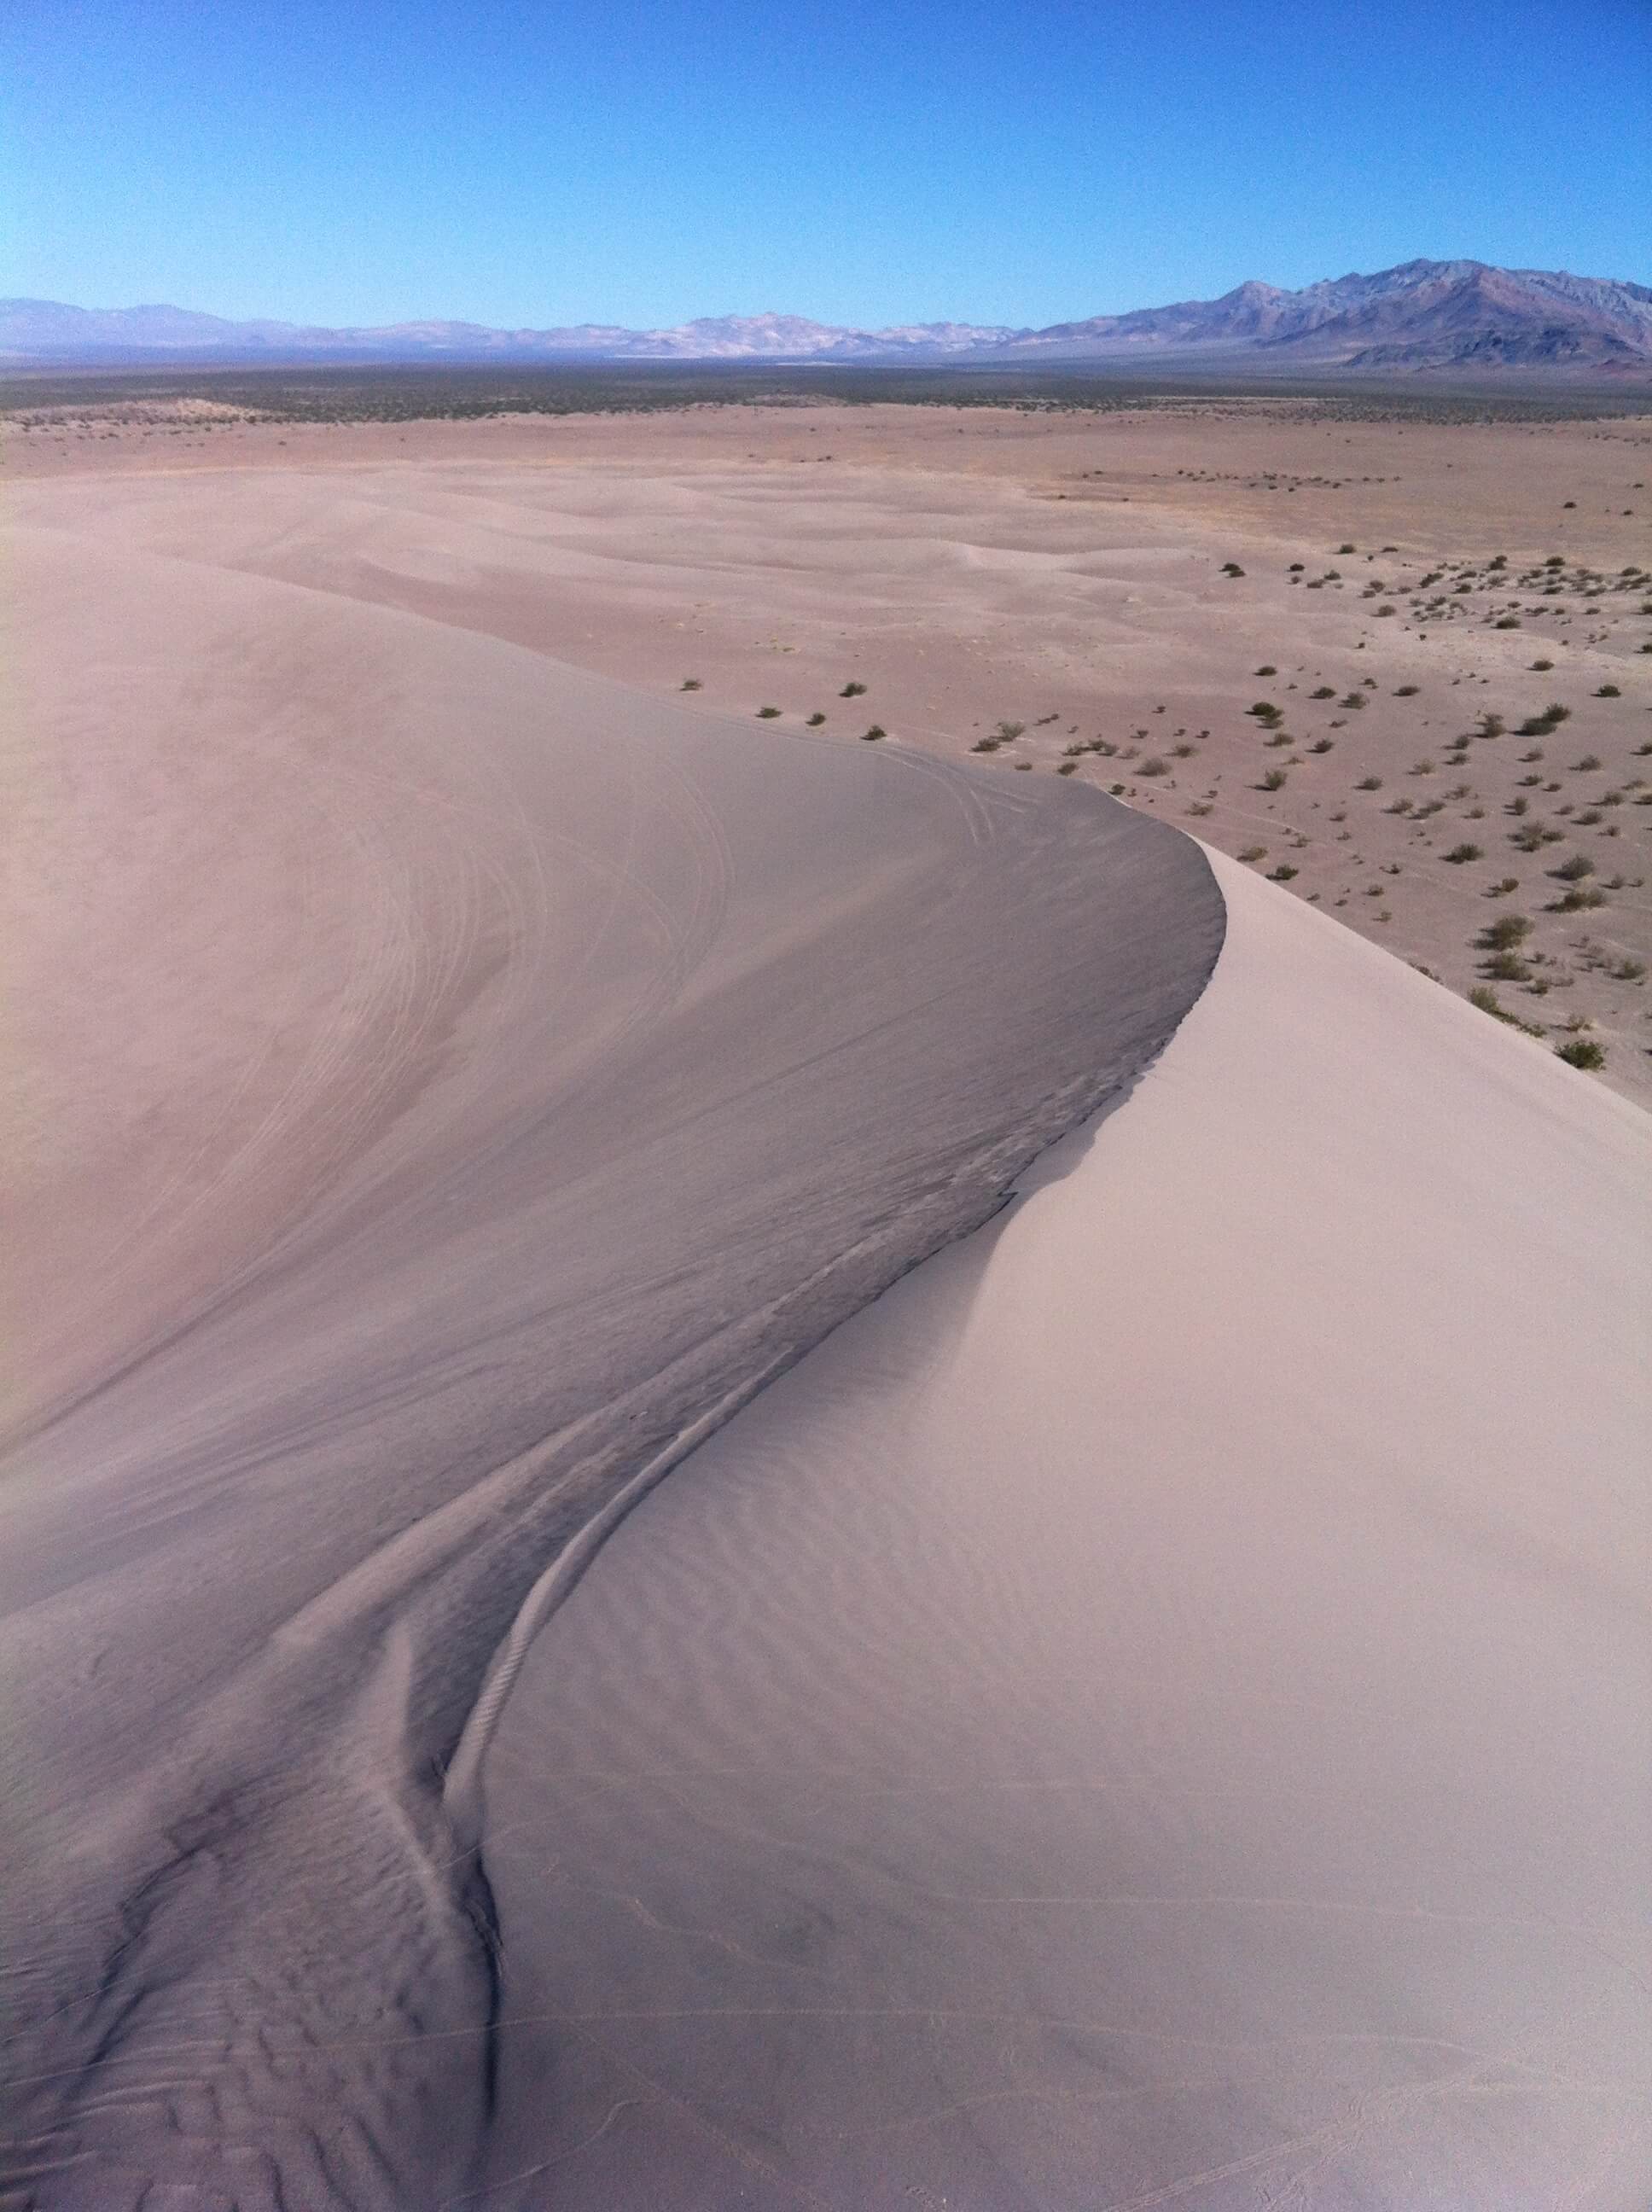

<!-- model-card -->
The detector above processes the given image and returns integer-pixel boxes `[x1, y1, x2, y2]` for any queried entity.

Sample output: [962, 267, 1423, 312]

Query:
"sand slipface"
[477, 853, 1652, 2209]
[0, 483, 1219, 2206]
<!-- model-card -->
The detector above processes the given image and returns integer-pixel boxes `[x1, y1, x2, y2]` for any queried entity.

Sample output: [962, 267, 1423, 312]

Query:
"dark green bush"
[1556, 1038, 1605, 1070]
[1480, 913, 1533, 951]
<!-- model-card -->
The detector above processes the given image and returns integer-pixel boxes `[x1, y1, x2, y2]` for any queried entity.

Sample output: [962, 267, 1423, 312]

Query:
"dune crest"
[476, 853, 1652, 2209]
[0, 486, 1220, 2206]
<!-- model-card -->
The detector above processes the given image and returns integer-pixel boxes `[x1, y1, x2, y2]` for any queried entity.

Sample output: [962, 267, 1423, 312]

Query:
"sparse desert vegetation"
[1556, 1036, 1607, 1069]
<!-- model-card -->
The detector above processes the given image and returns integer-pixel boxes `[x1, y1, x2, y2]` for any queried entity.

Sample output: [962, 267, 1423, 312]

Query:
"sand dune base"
[479, 854, 1651, 2210]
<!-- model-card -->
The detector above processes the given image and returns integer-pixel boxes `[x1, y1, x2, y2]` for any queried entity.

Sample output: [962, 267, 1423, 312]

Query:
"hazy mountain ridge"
[0, 299, 1021, 365]
[3, 260, 1648, 373]
[979, 262, 1652, 369]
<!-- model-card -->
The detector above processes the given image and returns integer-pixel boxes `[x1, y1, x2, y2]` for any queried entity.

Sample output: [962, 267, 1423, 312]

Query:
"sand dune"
[477, 853, 1651, 2209]
[4, 459, 1646, 2209]
[1, 488, 1219, 2205]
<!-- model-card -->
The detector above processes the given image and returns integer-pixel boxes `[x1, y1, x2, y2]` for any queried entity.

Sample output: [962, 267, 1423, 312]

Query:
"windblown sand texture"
[480, 853, 1651, 2209]
[3, 432, 1648, 2210]
[2, 479, 1219, 2205]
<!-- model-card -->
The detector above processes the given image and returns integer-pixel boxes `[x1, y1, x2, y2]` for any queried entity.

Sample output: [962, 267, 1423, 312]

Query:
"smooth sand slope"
[1, 486, 1219, 2207]
[478, 853, 1652, 2211]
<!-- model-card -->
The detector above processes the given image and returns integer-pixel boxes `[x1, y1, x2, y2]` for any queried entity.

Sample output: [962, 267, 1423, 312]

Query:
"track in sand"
[2, 476, 1221, 2208]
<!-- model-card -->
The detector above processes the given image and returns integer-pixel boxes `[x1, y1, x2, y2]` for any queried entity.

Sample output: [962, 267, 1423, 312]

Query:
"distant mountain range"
[4, 261, 1649, 375]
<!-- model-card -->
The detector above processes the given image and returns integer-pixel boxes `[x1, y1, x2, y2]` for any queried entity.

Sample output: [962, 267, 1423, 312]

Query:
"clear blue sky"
[3, 0, 1647, 329]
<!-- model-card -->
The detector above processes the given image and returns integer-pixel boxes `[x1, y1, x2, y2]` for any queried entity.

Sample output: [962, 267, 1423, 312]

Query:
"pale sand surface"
[479, 853, 1651, 2209]
[4, 441, 1647, 2207]
[13, 403, 1647, 1103]
[1, 487, 1219, 2205]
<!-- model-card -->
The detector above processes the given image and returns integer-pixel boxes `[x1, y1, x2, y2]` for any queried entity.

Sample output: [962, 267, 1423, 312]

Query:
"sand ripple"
[1, 484, 1220, 2207]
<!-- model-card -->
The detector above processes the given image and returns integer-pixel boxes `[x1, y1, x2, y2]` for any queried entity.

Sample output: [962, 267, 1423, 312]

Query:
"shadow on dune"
[2, 490, 1222, 2209]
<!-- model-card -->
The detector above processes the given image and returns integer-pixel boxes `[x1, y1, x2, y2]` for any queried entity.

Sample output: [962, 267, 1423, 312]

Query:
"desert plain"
[3, 383, 1649, 2209]
[9, 386, 1652, 1101]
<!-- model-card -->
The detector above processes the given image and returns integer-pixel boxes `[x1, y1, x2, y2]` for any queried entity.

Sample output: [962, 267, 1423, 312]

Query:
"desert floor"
[10, 392, 1651, 1104]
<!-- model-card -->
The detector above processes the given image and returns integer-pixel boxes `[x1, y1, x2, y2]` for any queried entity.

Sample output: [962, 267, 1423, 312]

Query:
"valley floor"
[13, 393, 1647, 1102]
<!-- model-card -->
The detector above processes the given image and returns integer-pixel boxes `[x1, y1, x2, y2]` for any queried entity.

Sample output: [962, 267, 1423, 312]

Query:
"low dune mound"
[478, 853, 1651, 2211]
[0, 490, 1220, 2208]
